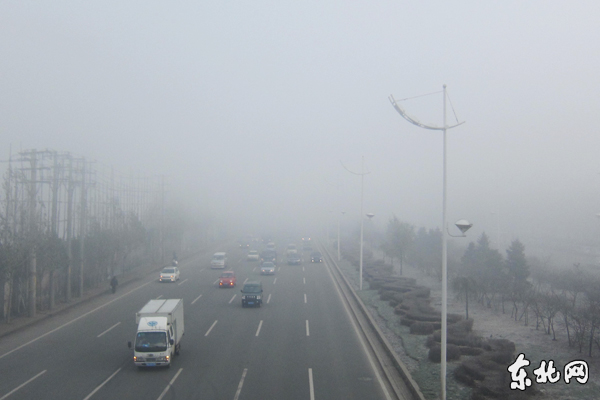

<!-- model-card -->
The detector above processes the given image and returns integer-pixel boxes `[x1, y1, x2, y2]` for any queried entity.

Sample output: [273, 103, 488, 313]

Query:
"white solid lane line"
[255, 320, 263, 336]
[205, 320, 218, 336]
[156, 368, 183, 400]
[308, 368, 315, 400]
[191, 294, 203, 304]
[0, 370, 46, 400]
[97, 322, 121, 338]
[229, 294, 237, 304]
[304, 293, 307, 304]
[177, 279, 188, 286]
[306, 320, 310, 336]
[82, 368, 121, 400]
[0, 279, 154, 361]
[233, 368, 248, 400]
[273, 278, 277, 284]
[267, 293, 272, 304]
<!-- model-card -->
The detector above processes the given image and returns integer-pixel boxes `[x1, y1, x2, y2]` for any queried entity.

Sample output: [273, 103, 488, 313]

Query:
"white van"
[211, 252, 227, 269]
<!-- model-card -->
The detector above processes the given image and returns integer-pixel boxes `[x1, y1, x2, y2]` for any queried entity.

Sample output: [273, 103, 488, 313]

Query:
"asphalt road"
[0, 240, 391, 400]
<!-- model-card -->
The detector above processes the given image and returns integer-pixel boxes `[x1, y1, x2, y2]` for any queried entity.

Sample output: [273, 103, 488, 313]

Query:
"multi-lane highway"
[0, 240, 398, 400]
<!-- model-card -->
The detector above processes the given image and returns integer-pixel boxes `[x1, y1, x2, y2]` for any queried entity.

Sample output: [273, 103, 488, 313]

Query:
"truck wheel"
[175, 344, 180, 356]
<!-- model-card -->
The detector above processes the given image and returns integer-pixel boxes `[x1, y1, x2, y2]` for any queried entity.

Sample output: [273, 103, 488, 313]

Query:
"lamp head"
[455, 219, 473, 234]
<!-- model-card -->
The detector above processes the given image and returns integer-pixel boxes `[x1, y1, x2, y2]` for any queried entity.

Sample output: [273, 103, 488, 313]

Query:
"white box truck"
[128, 299, 184, 368]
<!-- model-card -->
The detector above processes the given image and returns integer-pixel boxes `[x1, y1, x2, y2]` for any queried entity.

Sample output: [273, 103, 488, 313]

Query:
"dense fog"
[2, 1, 600, 266]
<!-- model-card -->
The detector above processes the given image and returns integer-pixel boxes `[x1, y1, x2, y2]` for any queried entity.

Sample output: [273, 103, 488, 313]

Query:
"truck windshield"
[135, 332, 167, 352]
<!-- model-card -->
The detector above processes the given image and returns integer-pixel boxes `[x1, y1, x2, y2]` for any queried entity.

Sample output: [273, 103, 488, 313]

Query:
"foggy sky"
[2, 1, 600, 263]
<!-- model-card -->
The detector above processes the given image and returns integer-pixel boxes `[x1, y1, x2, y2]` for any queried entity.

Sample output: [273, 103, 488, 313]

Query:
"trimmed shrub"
[485, 350, 514, 365]
[487, 338, 516, 353]
[448, 318, 473, 334]
[459, 346, 483, 356]
[428, 344, 461, 362]
[379, 290, 395, 301]
[410, 321, 435, 335]
[459, 360, 486, 381]
[453, 365, 476, 387]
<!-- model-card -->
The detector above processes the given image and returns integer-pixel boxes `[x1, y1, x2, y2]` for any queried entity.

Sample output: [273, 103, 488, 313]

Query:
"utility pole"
[27, 149, 37, 318]
[79, 159, 87, 297]
[66, 156, 74, 301]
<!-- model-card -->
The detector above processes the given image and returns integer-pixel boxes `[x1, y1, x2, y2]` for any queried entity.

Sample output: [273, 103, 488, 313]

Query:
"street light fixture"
[366, 213, 375, 251]
[452, 219, 473, 237]
[390, 85, 465, 400]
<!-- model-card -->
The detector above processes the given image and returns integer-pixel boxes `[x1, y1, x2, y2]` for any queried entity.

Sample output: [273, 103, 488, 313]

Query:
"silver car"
[159, 267, 180, 282]
[260, 262, 276, 275]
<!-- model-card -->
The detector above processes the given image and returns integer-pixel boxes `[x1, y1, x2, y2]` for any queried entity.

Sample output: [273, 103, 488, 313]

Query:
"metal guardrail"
[319, 241, 426, 400]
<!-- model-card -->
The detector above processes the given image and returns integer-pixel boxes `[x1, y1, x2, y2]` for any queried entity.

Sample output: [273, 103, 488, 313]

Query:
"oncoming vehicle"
[260, 250, 277, 264]
[210, 252, 227, 269]
[247, 250, 259, 261]
[260, 262, 276, 275]
[302, 237, 312, 250]
[219, 271, 237, 288]
[159, 267, 180, 282]
[310, 251, 323, 263]
[241, 281, 263, 307]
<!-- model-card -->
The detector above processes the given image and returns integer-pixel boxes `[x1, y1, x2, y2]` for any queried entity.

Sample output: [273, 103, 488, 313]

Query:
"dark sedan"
[287, 253, 302, 265]
[310, 252, 322, 263]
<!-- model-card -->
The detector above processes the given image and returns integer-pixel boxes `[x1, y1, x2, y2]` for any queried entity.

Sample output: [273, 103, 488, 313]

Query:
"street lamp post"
[390, 85, 465, 400]
[341, 157, 370, 290]
[338, 211, 346, 261]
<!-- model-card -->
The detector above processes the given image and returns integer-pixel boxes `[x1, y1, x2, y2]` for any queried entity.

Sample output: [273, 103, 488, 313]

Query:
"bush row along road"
[0, 240, 392, 400]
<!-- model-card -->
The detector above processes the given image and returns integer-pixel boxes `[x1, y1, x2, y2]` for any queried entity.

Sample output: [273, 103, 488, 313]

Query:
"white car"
[247, 250, 260, 261]
[159, 267, 180, 282]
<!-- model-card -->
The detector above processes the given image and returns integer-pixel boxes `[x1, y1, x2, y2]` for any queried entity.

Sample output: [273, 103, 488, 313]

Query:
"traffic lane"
[237, 288, 314, 400]
[0, 283, 157, 398]
[267, 258, 387, 399]
[0, 247, 224, 399]
[94, 285, 274, 399]
[304, 261, 388, 399]
[0, 268, 206, 400]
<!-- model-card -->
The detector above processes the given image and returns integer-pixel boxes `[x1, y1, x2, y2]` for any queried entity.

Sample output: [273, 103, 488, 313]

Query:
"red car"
[219, 271, 237, 288]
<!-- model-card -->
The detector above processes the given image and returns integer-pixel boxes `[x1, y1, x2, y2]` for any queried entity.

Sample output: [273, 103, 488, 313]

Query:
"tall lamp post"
[338, 211, 346, 261]
[341, 157, 370, 290]
[389, 85, 465, 400]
